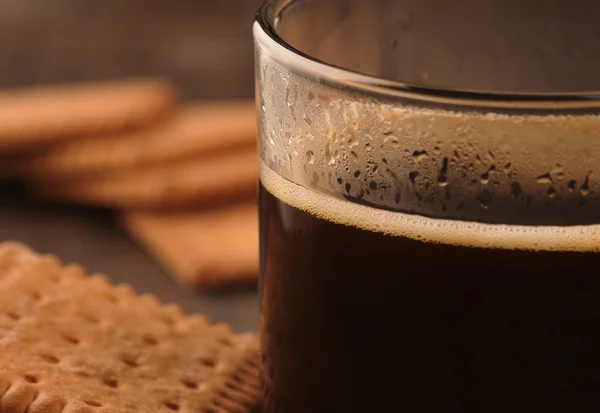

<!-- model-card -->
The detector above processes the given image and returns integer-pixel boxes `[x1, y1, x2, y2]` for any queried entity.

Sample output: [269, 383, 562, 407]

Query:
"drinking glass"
[255, 1, 600, 411]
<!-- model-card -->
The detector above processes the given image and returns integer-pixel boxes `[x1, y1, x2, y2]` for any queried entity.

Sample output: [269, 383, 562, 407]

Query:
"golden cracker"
[34, 147, 258, 210]
[0, 242, 261, 413]
[0, 101, 256, 180]
[0, 78, 178, 153]
[122, 203, 258, 290]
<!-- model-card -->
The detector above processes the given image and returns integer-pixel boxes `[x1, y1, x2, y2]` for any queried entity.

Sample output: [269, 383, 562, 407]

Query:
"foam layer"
[261, 159, 600, 252]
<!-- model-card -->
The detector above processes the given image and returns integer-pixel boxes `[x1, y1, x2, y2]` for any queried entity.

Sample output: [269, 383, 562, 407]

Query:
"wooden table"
[0, 0, 264, 333]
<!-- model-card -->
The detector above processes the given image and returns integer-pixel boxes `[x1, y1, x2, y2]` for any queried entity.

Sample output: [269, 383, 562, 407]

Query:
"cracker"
[0, 101, 256, 180]
[122, 203, 258, 290]
[0, 78, 177, 154]
[0, 241, 261, 413]
[34, 147, 258, 210]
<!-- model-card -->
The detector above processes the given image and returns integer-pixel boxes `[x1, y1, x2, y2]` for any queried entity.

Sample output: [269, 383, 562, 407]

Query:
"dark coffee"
[259, 173, 600, 413]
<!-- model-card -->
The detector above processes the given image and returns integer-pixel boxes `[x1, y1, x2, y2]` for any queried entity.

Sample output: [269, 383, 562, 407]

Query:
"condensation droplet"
[306, 150, 315, 164]
[551, 163, 565, 181]
[409, 171, 420, 184]
[580, 173, 591, 196]
[478, 190, 493, 209]
[511, 182, 522, 198]
[492, 181, 500, 188]
[568, 180, 577, 192]
[437, 157, 449, 187]
[381, 120, 393, 135]
[337, 177, 343, 184]
[302, 113, 312, 125]
[384, 136, 400, 147]
[286, 85, 298, 107]
[268, 128, 276, 146]
[412, 150, 429, 163]
[342, 102, 360, 129]
[547, 187, 557, 198]
[326, 141, 335, 166]
[325, 123, 333, 140]
[347, 138, 359, 149]
[536, 172, 553, 185]
[480, 165, 495, 185]
[354, 170, 361, 178]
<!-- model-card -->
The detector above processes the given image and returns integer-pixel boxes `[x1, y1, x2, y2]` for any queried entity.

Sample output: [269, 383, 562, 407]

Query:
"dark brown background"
[0, 0, 264, 332]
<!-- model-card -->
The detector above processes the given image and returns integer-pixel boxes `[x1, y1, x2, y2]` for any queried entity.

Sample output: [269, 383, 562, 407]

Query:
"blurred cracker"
[0, 101, 256, 179]
[122, 203, 258, 290]
[0, 241, 261, 413]
[34, 147, 258, 210]
[0, 77, 177, 154]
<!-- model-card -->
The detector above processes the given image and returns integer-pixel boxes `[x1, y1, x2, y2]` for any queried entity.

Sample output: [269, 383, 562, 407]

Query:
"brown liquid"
[260, 181, 600, 413]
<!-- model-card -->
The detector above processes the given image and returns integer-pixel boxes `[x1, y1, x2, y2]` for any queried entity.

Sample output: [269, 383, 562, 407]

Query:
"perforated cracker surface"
[0, 242, 260, 413]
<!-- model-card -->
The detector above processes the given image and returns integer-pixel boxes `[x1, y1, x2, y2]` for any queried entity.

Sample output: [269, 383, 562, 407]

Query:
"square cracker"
[0, 242, 261, 413]
[0, 101, 256, 180]
[0, 78, 177, 154]
[34, 148, 258, 211]
[122, 203, 258, 290]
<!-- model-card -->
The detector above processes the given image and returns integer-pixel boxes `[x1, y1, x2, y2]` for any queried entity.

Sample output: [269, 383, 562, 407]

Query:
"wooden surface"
[0, 0, 264, 333]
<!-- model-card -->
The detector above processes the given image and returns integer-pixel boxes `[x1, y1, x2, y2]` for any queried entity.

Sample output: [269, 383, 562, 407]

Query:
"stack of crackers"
[0, 78, 259, 291]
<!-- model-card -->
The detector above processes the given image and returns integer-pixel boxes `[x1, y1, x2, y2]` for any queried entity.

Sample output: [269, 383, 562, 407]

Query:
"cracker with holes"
[0, 242, 261, 413]
[0, 78, 178, 154]
[122, 203, 258, 290]
[0, 101, 256, 180]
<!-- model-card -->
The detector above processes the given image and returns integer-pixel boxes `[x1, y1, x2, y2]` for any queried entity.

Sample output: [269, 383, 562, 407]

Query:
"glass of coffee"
[254, 1, 600, 411]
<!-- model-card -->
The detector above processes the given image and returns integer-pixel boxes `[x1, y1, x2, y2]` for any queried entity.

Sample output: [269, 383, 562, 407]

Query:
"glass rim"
[255, 0, 600, 111]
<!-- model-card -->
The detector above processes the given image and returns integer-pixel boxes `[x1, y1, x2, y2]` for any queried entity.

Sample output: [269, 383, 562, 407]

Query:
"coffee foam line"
[260, 159, 600, 252]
